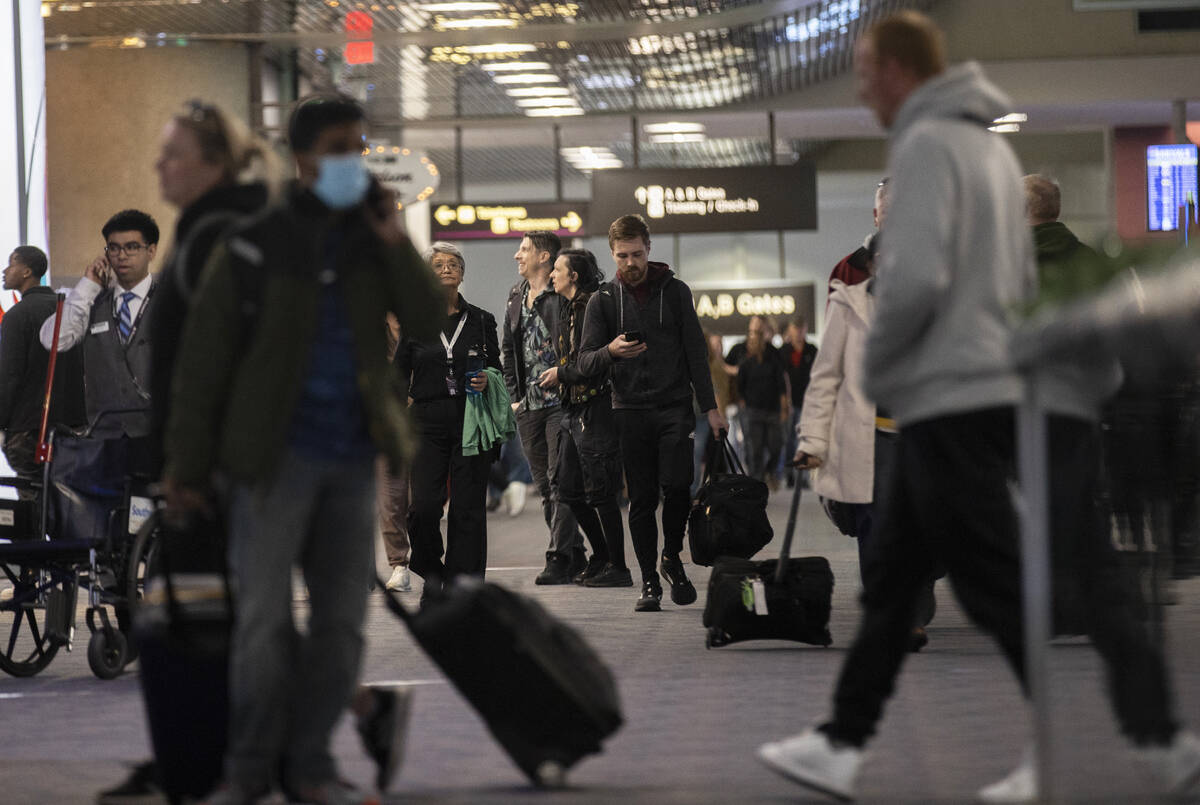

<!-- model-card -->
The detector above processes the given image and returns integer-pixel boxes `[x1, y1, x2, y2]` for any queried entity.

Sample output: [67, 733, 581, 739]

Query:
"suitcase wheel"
[534, 760, 567, 789]
[705, 627, 729, 649]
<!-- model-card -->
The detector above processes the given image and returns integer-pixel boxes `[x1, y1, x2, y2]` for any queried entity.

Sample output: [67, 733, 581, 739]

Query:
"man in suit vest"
[40, 209, 160, 446]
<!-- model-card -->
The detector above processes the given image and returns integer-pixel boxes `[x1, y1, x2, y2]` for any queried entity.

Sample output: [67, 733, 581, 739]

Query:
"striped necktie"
[117, 291, 136, 343]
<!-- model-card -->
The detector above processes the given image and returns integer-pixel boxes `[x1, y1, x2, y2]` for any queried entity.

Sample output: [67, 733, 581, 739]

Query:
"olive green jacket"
[164, 187, 443, 487]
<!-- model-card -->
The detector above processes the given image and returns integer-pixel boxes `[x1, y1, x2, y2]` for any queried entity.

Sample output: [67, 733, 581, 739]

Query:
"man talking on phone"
[40, 209, 160, 442]
[578, 214, 727, 612]
[163, 94, 441, 804]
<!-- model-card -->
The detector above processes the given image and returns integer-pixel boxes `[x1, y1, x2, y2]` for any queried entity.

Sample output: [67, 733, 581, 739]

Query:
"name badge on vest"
[90, 321, 110, 335]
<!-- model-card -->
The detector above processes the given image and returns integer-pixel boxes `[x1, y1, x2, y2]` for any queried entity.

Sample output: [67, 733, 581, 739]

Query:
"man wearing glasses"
[39, 209, 160, 440]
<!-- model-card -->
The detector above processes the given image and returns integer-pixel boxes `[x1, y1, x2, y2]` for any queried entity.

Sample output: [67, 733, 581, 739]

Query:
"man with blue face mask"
[163, 94, 442, 805]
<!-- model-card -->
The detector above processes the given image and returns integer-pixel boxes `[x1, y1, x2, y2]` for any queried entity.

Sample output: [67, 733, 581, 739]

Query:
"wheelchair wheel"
[125, 511, 162, 615]
[87, 627, 127, 680]
[0, 568, 68, 677]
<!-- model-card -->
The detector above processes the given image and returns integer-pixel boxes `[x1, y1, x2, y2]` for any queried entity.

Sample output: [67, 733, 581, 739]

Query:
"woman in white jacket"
[794, 251, 936, 649]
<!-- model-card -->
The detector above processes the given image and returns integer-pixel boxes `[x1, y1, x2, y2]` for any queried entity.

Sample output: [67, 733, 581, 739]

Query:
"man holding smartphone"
[39, 209, 160, 442]
[578, 214, 727, 612]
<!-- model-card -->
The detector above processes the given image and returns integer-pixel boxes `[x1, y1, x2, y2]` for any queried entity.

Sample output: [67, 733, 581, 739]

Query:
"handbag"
[687, 436, 773, 567]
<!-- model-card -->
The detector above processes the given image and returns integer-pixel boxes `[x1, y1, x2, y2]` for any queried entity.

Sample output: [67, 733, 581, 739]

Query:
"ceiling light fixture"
[647, 132, 706, 144]
[525, 107, 584, 117]
[988, 123, 1021, 133]
[515, 97, 579, 108]
[419, 1, 503, 10]
[494, 73, 563, 84]
[994, 113, 1028, 124]
[506, 87, 571, 97]
[459, 43, 538, 54]
[438, 18, 518, 29]
[482, 61, 552, 71]
[643, 121, 706, 135]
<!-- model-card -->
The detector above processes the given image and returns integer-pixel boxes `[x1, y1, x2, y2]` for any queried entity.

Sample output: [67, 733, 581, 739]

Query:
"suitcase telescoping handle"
[775, 463, 804, 585]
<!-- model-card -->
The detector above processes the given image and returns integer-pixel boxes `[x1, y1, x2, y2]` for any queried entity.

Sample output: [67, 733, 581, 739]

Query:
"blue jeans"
[225, 448, 377, 790]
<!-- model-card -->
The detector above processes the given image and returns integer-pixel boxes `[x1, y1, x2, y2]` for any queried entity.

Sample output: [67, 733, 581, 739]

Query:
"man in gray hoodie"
[757, 12, 1200, 803]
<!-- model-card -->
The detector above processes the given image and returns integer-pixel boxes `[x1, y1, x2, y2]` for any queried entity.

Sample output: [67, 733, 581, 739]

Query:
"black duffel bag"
[687, 436, 773, 566]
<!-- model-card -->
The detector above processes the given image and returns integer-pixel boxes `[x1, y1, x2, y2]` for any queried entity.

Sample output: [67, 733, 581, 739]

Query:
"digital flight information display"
[1146, 144, 1198, 232]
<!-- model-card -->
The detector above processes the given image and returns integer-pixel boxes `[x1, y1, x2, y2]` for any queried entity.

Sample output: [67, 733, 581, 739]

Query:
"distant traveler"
[163, 94, 442, 805]
[758, 13, 1200, 802]
[502, 230, 584, 585]
[540, 247, 631, 587]
[398, 241, 501, 602]
[0, 246, 85, 494]
[736, 314, 787, 488]
[577, 214, 727, 612]
[778, 316, 817, 488]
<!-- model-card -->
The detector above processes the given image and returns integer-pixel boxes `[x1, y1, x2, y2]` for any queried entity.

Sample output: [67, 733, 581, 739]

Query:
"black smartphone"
[623, 330, 644, 343]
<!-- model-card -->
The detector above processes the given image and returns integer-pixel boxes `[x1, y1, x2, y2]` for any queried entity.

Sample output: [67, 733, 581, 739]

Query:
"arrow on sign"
[434, 205, 457, 226]
[560, 211, 582, 232]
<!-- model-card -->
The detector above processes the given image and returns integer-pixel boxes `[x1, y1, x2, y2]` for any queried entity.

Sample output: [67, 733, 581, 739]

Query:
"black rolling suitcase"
[377, 577, 622, 786]
[133, 511, 231, 804]
[702, 480, 834, 648]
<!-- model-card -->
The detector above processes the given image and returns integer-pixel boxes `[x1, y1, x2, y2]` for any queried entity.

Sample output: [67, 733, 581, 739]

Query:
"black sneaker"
[355, 686, 414, 792]
[584, 563, 634, 588]
[634, 580, 662, 612]
[96, 760, 161, 804]
[573, 555, 607, 584]
[660, 553, 698, 606]
[566, 548, 588, 578]
[535, 554, 573, 585]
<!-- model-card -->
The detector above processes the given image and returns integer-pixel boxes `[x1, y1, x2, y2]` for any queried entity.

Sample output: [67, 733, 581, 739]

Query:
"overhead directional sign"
[431, 202, 589, 240]
[591, 164, 817, 234]
[690, 282, 816, 336]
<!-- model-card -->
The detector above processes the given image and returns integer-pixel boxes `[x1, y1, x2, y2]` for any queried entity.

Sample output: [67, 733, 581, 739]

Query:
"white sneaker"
[756, 728, 861, 801]
[978, 748, 1036, 803]
[1135, 728, 1200, 795]
[505, 482, 527, 517]
[385, 565, 412, 592]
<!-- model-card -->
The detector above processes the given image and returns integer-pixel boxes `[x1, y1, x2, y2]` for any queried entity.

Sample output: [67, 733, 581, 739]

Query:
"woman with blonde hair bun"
[147, 99, 278, 441]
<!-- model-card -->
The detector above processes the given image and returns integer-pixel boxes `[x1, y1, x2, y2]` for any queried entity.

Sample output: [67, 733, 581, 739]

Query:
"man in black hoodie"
[578, 214, 727, 612]
[0, 247, 85, 494]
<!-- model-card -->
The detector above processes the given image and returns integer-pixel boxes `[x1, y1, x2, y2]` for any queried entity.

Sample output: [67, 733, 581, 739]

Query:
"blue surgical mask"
[312, 152, 370, 210]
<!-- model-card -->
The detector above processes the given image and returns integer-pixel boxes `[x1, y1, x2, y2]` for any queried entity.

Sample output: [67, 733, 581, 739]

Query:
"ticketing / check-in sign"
[431, 202, 588, 240]
[591, 164, 817, 234]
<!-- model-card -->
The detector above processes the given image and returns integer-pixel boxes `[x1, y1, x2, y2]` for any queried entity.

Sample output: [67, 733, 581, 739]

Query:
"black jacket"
[397, 294, 501, 404]
[0, 286, 86, 433]
[501, 278, 563, 407]
[577, 263, 716, 411]
[147, 181, 269, 438]
[553, 289, 609, 407]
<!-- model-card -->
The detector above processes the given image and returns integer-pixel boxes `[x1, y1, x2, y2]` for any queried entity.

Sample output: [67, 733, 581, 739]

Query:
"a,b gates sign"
[690, 282, 816, 336]
[590, 164, 817, 234]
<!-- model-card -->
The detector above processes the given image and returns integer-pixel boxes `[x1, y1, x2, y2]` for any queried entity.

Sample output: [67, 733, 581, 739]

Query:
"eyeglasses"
[105, 242, 148, 256]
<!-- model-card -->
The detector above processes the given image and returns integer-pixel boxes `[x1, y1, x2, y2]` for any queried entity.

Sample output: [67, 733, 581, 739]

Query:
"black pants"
[407, 399, 490, 583]
[616, 403, 694, 582]
[825, 408, 1176, 747]
[517, 406, 582, 560]
[3, 431, 39, 501]
[743, 407, 783, 481]
[558, 398, 627, 571]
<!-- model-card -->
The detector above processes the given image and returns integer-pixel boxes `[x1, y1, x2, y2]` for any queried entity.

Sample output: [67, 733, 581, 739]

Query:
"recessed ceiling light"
[460, 43, 537, 54]
[516, 97, 579, 107]
[644, 122, 705, 134]
[988, 123, 1021, 133]
[525, 107, 584, 117]
[506, 87, 571, 97]
[494, 73, 563, 84]
[647, 132, 706, 144]
[438, 18, 517, 29]
[482, 61, 551, 71]
[419, 2, 503, 10]
[994, 113, 1028, 124]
